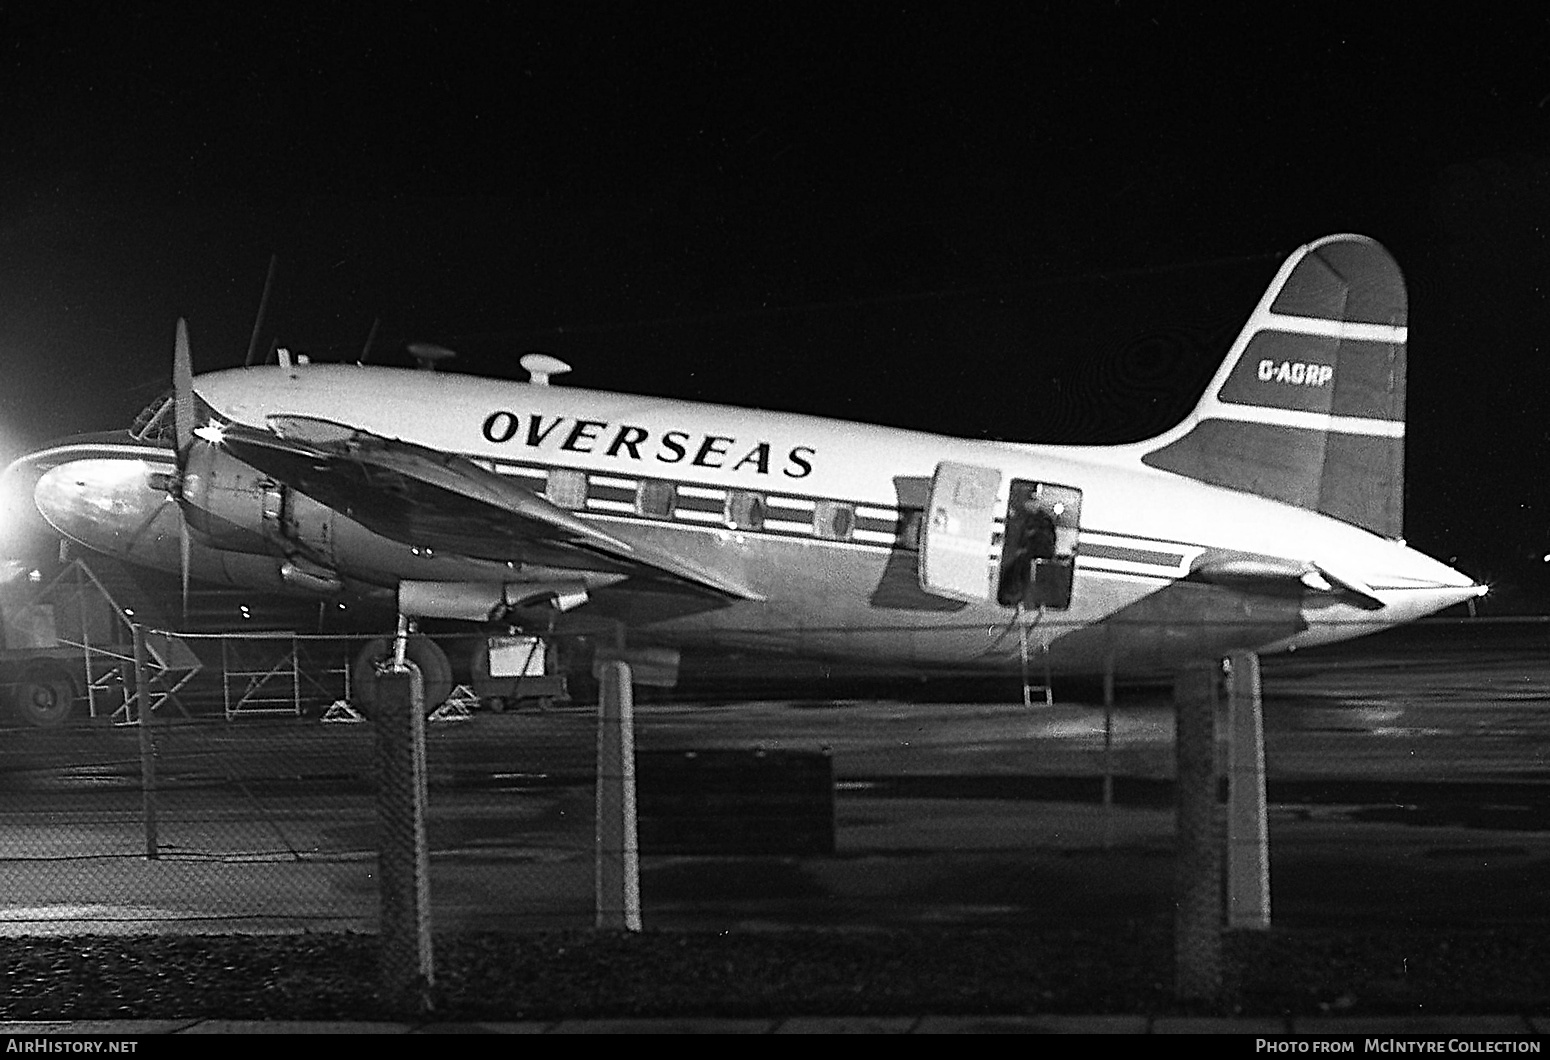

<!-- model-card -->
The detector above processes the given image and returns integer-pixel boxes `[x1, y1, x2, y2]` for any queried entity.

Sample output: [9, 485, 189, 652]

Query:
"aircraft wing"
[210, 415, 764, 602]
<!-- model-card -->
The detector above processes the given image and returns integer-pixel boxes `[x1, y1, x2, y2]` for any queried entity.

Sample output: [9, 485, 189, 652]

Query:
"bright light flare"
[193, 420, 225, 444]
[0, 451, 53, 559]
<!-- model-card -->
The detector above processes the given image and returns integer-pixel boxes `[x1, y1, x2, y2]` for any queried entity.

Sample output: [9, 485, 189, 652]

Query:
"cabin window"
[726, 490, 766, 531]
[815, 500, 854, 541]
[637, 478, 677, 518]
[545, 468, 587, 510]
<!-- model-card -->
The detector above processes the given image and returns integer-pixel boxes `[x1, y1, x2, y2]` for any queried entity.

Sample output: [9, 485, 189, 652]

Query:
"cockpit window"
[128, 390, 176, 444]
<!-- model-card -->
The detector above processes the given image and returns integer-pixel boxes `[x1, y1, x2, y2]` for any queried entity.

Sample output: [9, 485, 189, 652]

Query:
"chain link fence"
[0, 616, 1548, 945]
[0, 628, 601, 936]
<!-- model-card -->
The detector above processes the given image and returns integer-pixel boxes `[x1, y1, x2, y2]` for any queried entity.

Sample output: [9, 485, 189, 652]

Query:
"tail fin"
[1137, 233, 1407, 538]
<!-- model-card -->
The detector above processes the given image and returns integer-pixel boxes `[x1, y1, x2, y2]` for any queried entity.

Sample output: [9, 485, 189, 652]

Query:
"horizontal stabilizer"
[1191, 555, 1385, 610]
[1303, 560, 1385, 611]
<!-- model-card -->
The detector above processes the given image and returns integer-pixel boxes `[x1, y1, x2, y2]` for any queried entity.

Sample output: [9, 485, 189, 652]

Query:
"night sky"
[1, 6, 1547, 609]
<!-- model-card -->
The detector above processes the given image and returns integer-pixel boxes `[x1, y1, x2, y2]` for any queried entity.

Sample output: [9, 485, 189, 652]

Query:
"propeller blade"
[179, 516, 191, 625]
[245, 255, 278, 367]
[174, 318, 195, 454]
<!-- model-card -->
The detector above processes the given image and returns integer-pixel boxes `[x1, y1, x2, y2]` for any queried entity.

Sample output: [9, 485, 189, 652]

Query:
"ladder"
[1018, 617, 1053, 707]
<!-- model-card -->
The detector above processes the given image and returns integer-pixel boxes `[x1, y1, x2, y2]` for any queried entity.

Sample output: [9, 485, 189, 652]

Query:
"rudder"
[1138, 234, 1407, 538]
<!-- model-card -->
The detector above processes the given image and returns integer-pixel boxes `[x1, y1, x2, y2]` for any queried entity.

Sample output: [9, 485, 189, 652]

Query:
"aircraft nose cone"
[34, 459, 171, 556]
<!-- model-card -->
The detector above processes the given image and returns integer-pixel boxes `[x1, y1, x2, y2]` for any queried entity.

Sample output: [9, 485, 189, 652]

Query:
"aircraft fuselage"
[147, 363, 1476, 676]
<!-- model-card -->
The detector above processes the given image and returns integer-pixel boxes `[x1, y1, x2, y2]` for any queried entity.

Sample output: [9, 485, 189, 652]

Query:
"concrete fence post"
[1174, 662, 1223, 1001]
[596, 660, 641, 930]
[133, 623, 159, 861]
[375, 664, 434, 1013]
[1226, 651, 1270, 929]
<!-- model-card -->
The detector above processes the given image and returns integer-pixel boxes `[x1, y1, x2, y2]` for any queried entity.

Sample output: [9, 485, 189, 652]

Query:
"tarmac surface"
[1, 618, 1549, 1034]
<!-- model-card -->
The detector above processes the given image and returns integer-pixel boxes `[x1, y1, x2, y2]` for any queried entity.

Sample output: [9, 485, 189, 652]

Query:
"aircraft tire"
[351, 635, 453, 718]
[8, 662, 78, 728]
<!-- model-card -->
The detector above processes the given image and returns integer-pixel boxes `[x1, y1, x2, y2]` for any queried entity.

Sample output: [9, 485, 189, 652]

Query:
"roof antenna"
[521, 351, 571, 386]
[244, 254, 278, 367]
[358, 317, 380, 365]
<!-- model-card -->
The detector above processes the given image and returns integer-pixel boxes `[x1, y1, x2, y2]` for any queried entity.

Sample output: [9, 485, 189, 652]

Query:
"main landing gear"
[350, 631, 453, 717]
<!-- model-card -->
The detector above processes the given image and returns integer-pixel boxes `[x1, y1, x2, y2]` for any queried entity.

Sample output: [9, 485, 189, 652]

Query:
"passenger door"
[998, 480, 1082, 610]
[919, 461, 1002, 602]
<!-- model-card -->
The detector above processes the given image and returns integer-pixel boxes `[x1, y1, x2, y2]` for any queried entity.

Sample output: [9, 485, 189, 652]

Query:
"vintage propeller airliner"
[14, 234, 1484, 710]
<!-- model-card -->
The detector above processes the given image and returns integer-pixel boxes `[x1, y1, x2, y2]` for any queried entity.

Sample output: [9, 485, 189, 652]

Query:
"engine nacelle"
[180, 442, 284, 554]
[180, 442, 337, 564]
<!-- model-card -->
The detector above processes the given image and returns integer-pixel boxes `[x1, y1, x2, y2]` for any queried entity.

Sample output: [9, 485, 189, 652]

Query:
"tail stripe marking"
[1261, 316, 1406, 343]
[1202, 406, 1403, 438]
